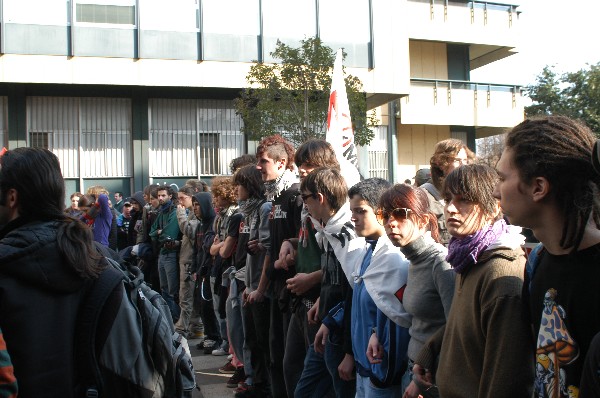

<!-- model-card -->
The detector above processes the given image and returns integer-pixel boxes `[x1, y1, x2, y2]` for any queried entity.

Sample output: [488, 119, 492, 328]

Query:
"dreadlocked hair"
[505, 115, 600, 252]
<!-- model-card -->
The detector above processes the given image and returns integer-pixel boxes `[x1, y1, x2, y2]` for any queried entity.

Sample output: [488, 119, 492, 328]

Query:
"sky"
[471, 0, 600, 87]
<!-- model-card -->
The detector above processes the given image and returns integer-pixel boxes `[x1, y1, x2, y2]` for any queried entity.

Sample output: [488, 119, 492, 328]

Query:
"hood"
[128, 191, 146, 207]
[0, 220, 86, 294]
[193, 192, 216, 226]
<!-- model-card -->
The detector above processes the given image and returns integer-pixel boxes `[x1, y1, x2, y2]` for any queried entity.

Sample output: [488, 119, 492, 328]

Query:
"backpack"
[75, 257, 197, 398]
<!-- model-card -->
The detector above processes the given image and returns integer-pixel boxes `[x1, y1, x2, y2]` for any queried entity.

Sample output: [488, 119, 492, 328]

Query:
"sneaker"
[234, 382, 254, 394]
[219, 360, 236, 374]
[204, 341, 220, 355]
[212, 347, 228, 356]
[226, 367, 245, 388]
[187, 330, 205, 340]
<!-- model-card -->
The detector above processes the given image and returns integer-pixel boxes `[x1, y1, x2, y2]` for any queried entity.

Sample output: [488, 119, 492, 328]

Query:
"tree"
[476, 134, 504, 167]
[233, 37, 377, 147]
[525, 63, 600, 136]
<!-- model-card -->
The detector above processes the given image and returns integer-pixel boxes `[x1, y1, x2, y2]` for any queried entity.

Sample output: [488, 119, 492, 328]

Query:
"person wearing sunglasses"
[368, 183, 453, 398]
[413, 164, 534, 398]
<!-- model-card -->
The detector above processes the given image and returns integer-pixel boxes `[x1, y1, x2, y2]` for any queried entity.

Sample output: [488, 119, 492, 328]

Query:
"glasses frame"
[300, 192, 317, 202]
[376, 207, 413, 225]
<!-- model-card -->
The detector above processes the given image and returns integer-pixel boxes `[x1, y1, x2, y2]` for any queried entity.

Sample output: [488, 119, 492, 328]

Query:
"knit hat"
[127, 191, 146, 207]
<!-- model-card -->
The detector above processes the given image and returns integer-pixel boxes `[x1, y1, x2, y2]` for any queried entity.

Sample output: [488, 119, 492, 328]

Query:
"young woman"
[413, 164, 534, 398]
[370, 183, 453, 398]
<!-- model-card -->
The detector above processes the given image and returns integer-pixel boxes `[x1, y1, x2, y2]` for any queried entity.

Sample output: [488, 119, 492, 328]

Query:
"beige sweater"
[415, 247, 534, 398]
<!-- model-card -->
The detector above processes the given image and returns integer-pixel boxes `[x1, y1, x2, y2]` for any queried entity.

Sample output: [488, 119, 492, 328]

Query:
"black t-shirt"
[221, 212, 243, 269]
[530, 243, 600, 396]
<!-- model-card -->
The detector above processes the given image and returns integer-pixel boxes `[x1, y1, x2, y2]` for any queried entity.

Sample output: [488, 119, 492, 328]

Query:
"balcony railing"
[398, 78, 524, 128]
[406, 0, 520, 47]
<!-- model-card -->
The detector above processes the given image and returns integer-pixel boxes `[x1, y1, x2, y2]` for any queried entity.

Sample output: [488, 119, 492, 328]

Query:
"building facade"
[0, 0, 524, 197]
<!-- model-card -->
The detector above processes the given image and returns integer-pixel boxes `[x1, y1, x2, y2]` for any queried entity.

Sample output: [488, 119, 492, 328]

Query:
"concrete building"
[0, 0, 524, 197]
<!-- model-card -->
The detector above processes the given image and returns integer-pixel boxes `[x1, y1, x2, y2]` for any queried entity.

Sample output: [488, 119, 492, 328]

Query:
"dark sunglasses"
[300, 192, 317, 202]
[375, 207, 412, 225]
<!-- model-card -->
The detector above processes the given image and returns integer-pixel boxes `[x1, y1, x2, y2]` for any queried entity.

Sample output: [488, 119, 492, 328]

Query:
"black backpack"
[75, 257, 197, 397]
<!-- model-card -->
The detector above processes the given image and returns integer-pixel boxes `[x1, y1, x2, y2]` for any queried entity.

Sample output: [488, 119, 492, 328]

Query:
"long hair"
[0, 148, 102, 278]
[379, 183, 440, 243]
[505, 115, 600, 251]
[443, 164, 502, 221]
[233, 164, 265, 199]
[430, 139, 476, 192]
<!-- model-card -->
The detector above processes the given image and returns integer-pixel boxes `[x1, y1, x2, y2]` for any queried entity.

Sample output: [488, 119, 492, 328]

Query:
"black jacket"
[0, 218, 92, 397]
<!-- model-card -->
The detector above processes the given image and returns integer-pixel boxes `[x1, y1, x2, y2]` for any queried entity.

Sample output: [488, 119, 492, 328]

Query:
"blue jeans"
[324, 334, 356, 397]
[294, 344, 334, 398]
[356, 375, 403, 397]
[158, 251, 180, 321]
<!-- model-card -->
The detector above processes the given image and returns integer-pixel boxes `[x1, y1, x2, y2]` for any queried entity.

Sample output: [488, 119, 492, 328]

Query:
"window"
[76, 4, 135, 25]
[30, 132, 51, 149]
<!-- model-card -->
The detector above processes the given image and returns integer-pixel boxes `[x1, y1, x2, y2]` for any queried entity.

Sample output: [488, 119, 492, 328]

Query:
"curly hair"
[379, 183, 440, 243]
[505, 115, 600, 251]
[430, 139, 476, 191]
[211, 176, 237, 205]
[256, 134, 296, 170]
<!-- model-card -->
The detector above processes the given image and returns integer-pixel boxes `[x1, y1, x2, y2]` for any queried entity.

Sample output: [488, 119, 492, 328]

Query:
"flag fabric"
[326, 48, 361, 185]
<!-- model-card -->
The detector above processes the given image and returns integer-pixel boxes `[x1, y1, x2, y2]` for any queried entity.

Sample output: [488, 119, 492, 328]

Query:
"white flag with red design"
[326, 49, 359, 172]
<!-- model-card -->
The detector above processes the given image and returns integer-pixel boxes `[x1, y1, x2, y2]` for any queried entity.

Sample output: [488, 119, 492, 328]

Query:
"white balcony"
[398, 79, 524, 136]
[406, 0, 521, 68]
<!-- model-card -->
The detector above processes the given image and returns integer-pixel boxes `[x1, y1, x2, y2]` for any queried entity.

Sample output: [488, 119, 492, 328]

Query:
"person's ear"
[531, 176, 550, 203]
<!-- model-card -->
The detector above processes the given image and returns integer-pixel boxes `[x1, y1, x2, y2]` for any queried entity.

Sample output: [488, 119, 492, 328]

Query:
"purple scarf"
[446, 218, 508, 274]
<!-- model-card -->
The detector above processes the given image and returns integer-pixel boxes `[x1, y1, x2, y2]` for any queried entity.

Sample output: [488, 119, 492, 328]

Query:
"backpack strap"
[76, 259, 125, 397]
[421, 182, 442, 201]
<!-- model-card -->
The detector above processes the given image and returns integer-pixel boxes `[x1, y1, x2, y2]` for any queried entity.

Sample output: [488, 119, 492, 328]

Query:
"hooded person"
[191, 192, 221, 351]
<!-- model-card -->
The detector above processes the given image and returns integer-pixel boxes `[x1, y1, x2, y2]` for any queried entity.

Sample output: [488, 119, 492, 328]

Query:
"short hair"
[78, 194, 95, 208]
[443, 164, 501, 221]
[70, 192, 82, 200]
[300, 167, 348, 212]
[178, 185, 196, 198]
[348, 178, 392, 211]
[430, 139, 476, 191]
[230, 154, 257, 174]
[294, 139, 340, 170]
[233, 164, 265, 199]
[114, 191, 123, 197]
[256, 134, 296, 171]
[186, 179, 210, 192]
[505, 116, 600, 251]
[211, 176, 237, 205]
[379, 183, 440, 243]
[0, 147, 101, 277]
[155, 185, 171, 195]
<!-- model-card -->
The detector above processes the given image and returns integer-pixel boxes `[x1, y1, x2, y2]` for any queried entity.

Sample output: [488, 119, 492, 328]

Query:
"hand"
[314, 323, 329, 354]
[412, 363, 434, 392]
[247, 289, 265, 304]
[247, 239, 261, 255]
[338, 354, 356, 381]
[307, 298, 320, 325]
[402, 381, 424, 398]
[286, 273, 314, 295]
[213, 236, 221, 244]
[177, 204, 186, 211]
[366, 333, 383, 364]
[274, 257, 287, 270]
[277, 241, 296, 270]
[242, 288, 249, 303]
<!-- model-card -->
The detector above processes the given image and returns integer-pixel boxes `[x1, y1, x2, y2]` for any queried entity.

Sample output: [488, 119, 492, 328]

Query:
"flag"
[326, 49, 359, 169]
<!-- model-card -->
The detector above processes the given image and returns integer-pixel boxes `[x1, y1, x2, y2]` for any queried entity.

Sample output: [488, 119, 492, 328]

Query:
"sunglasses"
[300, 192, 317, 202]
[376, 207, 412, 225]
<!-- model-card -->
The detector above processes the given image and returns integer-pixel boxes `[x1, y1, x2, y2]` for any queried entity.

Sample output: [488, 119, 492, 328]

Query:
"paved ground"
[189, 337, 239, 398]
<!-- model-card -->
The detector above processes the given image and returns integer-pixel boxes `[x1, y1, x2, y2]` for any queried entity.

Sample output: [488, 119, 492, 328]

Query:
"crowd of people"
[1, 114, 600, 398]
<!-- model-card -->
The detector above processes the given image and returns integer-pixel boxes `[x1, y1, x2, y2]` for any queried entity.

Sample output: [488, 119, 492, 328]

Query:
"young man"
[494, 115, 600, 397]
[295, 168, 357, 397]
[149, 185, 181, 323]
[114, 191, 125, 213]
[0, 147, 103, 396]
[65, 191, 82, 218]
[255, 134, 301, 398]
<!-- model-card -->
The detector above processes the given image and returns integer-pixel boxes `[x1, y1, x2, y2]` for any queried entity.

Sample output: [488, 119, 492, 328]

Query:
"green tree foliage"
[233, 37, 377, 147]
[525, 63, 600, 136]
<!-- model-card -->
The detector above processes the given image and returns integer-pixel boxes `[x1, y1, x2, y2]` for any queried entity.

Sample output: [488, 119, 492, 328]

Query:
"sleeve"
[98, 194, 112, 223]
[159, 209, 181, 243]
[227, 213, 243, 239]
[432, 258, 456, 319]
[0, 328, 18, 398]
[343, 285, 354, 355]
[178, 208, 199, 240]
[478, 293, 534, 398]
[414, 324, 445, 372]
[258, 202, 272, 253]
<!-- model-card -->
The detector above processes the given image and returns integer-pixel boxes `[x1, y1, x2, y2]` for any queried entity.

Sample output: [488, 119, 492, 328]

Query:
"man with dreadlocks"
[494, 115, 600, 398]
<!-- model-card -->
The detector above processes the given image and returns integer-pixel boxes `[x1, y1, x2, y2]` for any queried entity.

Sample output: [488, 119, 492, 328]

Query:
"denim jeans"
[158, 250, 180, 321]
[210, 275, 229, 348]
[356, 374, 403, 398]
[294, 344, 334, 398]
[324, 334, 356, 398]
[226, 288, 253, 379]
